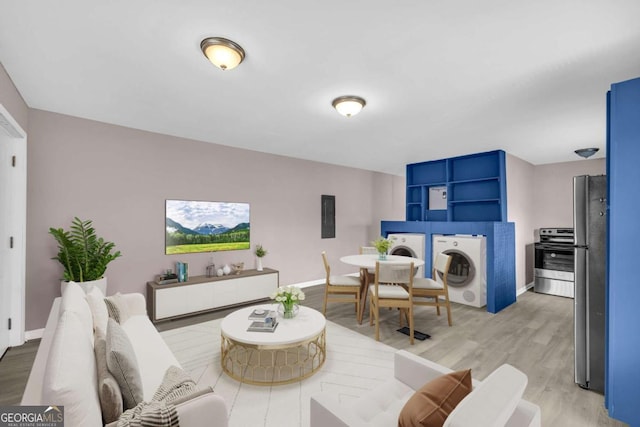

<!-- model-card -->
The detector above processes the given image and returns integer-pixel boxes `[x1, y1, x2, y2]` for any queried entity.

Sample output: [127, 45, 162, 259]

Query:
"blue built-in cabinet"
[381, 220, 515, 314]
[605, 77, 640, 425]
[395, 149, 515, 314]
[406, 150, 507, 222]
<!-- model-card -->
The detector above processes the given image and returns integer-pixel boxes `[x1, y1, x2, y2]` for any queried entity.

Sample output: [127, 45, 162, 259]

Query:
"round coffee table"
[220, 304, 326, 385]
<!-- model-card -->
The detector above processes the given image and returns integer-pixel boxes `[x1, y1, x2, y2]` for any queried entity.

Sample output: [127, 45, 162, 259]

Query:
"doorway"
[0, 104, 26, 357]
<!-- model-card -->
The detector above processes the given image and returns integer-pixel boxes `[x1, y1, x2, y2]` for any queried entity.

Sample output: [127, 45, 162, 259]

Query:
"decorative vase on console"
[254, 244, 267, 272]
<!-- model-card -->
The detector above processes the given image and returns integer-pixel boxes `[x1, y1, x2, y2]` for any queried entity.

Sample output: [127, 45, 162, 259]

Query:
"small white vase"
[61, 277, 107, 295]
[256, 257, 263, 271]
[223, 264, 231, 275]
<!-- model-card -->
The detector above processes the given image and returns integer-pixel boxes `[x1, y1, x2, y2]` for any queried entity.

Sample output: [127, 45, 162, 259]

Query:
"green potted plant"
[49, 217, 121, 294]
[371, 236, 393, 260]
[254, 244, 267, 271]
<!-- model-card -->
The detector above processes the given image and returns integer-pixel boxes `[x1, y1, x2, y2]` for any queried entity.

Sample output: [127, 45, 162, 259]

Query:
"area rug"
[160, 318, 397, 427]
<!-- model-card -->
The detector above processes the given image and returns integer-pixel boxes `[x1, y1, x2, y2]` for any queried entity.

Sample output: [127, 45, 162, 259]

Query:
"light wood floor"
[0, 286, 627, 426]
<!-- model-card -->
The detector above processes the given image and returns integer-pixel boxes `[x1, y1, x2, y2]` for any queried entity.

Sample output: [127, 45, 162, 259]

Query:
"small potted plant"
[371, 236, 393, 260]
[49, 217, 121, 294]
[254, 244, 267, 271]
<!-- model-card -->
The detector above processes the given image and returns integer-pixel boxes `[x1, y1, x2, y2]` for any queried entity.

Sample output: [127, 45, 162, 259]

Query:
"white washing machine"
[388, 233, 425, 277]
[432, 234, 487, 308]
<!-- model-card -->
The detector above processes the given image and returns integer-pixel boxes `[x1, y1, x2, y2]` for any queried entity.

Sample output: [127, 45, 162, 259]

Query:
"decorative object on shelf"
[255, 244, 267, 271]
[332, 95, 366, 117]
[371, 236, 393, 260]
[222, 264, 231, 275]
[217, 268, 224, 277]
[270, 285, 305, 319]
[232, 262, 244, 275]
[206, 263, 216, 278]
[156, 270, 178, 285]
[49, 217, 121, 294]
[574, 147, 599, 159]
[200, 37, 245, 71]
[176, 261, 189, 282]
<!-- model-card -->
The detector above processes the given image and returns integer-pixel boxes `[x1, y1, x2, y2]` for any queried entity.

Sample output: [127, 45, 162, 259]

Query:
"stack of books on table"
[247, 308, 278, 332]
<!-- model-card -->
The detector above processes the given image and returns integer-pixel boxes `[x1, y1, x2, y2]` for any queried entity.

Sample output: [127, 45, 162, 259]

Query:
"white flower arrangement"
[270, 285, 306, 306]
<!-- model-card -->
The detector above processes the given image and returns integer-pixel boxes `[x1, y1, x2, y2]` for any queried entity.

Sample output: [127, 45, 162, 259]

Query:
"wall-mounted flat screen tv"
[165, 200, 250, 255]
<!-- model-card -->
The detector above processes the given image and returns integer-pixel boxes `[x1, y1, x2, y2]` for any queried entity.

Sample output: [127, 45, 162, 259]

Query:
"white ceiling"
[1, 0, 639, 175]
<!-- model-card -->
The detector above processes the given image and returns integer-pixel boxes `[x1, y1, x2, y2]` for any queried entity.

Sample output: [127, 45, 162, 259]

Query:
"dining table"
[340, 254, 426, 324]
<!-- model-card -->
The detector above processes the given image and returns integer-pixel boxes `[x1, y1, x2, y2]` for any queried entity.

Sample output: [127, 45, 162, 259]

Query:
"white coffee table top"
[220, 304, 326, 346]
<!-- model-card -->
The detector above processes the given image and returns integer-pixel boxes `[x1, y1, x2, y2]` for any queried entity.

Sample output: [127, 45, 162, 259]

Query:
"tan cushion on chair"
[329, 275, 361, 286]
[398, 369, 472, 427]
[370, 284, 410, 299]
[413, 277, 444, 290]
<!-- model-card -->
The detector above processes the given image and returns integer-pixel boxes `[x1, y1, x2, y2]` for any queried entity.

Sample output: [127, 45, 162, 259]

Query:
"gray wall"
[0, 63, 28, 131]
[507, 154, 605, 291]
[532, 159, 606, 232]
[24, 109, 404, 330]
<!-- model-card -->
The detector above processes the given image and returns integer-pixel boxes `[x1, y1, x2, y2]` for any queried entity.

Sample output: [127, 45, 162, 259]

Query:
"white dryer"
[388, 233, 425, 277]
[432, 234, 487, 308]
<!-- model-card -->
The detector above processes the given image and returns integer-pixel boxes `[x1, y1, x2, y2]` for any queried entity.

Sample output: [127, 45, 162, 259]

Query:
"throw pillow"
[104, 293, 132, 324]
[398, 369, 473, 427]
[86, 287, 109, 335]
[106, 318, 143, 410]
[94, 330, 124, 424]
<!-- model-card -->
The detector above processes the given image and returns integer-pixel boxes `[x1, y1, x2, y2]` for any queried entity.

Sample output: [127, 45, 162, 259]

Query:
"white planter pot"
[256, 257, 263, 271]
[61, 277, 107, 295]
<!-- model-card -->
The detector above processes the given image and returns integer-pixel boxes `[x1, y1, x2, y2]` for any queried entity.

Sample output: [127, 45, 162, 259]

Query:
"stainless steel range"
[534, 227, 575, 298]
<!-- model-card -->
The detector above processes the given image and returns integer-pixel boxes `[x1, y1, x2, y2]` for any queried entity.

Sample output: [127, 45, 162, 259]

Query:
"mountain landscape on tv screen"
[165, 200, 251, 254]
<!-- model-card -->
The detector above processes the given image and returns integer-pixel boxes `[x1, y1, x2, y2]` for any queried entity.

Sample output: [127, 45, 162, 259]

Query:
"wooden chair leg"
[435, 296, 441, 316]
[409, 307, 414, 345]
[369, 295, 374, 326]
[445, 297, 453, 326]
[322, 287, 328, 315]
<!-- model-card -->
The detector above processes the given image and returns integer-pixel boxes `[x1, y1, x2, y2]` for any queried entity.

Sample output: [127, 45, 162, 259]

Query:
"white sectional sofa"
[310, 350, 541, 427]
[22, 282, 227, 427]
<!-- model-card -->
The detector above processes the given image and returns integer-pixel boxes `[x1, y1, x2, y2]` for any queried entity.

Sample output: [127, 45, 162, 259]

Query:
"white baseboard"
[25, 328, 44, 341]
[517, 282, 535, 296]
[292, 273, 359, 290]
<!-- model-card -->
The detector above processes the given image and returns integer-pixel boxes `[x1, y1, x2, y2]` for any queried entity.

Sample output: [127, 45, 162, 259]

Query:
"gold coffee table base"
[221, 329, 326, 385]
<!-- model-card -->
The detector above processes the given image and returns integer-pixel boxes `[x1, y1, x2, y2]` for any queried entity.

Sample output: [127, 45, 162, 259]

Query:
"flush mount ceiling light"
[200, 37, 245, 71]
[575, 148, 599, 159]
[332, 96, 366, 117]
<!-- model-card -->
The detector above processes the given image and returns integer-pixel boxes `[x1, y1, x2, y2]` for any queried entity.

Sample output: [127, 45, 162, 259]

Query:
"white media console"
[146, 268, 279, 322]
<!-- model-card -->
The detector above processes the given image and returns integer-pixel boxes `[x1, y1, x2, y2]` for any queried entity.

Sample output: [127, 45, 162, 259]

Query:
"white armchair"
[310, 350, 541, 427]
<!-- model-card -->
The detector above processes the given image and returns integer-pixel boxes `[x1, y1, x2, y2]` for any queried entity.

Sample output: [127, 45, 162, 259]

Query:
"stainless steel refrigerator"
[573, 175, 607, 393]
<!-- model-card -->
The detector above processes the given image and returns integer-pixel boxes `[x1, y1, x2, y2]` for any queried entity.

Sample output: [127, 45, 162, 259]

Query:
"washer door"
[390, 245, 417, 258]
[437, 249, 476, 288]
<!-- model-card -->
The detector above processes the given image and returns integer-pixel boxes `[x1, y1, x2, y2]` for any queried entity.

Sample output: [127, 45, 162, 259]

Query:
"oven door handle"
[535, 243, 575, 251]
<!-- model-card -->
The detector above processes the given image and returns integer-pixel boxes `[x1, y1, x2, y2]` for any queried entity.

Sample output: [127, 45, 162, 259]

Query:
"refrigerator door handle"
[573, 176, 588, 247]
[574, 246, 588, 387]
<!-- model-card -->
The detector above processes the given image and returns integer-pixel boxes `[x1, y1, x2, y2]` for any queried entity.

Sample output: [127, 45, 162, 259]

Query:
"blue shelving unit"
[406, 150, 507, 222]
